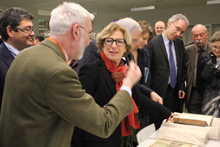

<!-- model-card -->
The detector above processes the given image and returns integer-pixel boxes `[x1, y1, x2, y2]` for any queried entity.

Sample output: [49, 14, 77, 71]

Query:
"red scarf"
[100, 52, 140, 136]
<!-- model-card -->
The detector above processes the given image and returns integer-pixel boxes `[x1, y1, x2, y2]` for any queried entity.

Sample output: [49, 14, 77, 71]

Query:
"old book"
[173, 113, 213, 126]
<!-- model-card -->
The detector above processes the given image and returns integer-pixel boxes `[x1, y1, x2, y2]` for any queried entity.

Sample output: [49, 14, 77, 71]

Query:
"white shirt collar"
[4, 41, 20, 57]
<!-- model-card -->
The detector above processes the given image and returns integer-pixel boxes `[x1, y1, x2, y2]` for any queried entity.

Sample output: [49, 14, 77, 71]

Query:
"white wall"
[90, 4, 220, 43]
[34, 4, 220, 43]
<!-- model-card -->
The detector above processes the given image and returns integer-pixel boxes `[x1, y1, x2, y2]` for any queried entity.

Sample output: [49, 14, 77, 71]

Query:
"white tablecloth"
[137, 129, 220, 147]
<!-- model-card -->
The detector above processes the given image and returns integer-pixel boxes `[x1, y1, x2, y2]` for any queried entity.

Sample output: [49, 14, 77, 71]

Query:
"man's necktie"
[169, 41, 176, 89]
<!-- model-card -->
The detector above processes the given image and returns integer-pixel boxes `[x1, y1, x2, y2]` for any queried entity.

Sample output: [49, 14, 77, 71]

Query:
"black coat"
[71, 56, 171, 147]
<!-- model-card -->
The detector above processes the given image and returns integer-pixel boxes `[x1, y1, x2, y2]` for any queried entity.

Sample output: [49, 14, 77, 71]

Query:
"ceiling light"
[207, 0, 220, 5]
[131, 6, 155, 12]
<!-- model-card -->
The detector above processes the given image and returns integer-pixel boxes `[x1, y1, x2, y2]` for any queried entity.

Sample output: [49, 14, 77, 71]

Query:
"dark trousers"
[151, 85, 178, 129]
[188, 88, 202, 114]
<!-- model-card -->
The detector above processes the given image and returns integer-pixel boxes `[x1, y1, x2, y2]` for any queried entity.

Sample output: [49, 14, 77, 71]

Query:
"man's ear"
[6, 26, 14, 37]
[167, 22, 172, 28]
[72, 24, 80, 40]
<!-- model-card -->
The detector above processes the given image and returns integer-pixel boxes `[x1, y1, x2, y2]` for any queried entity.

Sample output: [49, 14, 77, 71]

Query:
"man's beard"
[75, 30, 86, 60]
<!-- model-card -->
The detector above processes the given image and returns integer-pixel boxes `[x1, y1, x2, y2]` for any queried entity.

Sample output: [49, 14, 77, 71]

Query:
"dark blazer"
[72, 56, 171, 147]
[136, 48, 151, 93]
[147, 35, 186, 112]
[185, 42, 212, 106]
[0, 43, 15, 111]
[0, 40, 134, 147]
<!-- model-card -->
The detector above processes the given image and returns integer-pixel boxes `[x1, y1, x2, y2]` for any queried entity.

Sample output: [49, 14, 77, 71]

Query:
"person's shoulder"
[0, 43, 7, 54]
[79, 59, 100, 72]
[185, 43, 195, 50]
[86, 40, 98, 50]
[150, 35, 161, 42]
[139, 48, 149, 55]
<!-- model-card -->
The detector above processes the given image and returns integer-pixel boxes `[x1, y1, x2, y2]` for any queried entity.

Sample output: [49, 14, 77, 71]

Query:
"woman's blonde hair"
[138, 21, 154, 41]
[96, 22, 132, 56]
[211, 31, 220, 43]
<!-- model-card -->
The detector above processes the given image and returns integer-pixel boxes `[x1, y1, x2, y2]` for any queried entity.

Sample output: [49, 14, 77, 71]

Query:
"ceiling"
[0, 0, 214, 15]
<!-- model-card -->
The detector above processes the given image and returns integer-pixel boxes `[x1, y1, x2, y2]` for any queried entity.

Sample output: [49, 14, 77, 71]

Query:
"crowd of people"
[0, 2, 219, 147]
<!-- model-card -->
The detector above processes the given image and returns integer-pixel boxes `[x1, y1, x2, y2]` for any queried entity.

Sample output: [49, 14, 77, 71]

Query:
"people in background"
[0, 7, 35, 112]
[72, 22, 174, 147]
[201, 31, 220, 118]
[154, 21, 166, 36]
[32, 35, 44, 45]
[147, 14, 189, 129]
[89, 31, 96, 41]
[0, 2, 142, 147]
[185, 24, 212, 114]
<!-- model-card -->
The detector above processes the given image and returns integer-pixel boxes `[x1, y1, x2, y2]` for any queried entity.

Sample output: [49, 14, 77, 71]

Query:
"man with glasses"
[0, 2, 142, 147]
[0, 7, 35, 112]
[146, 14, 189, 129]
[185, 24, 212, 114]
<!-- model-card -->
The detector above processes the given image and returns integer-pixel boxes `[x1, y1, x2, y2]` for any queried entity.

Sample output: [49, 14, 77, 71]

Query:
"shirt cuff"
[120, 86, 132, 96]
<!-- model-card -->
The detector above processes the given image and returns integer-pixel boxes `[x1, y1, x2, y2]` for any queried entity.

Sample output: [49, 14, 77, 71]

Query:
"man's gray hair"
[117, 17, 142, 35]
[168, 14, 189, 26]
[49, 2, 94, 35]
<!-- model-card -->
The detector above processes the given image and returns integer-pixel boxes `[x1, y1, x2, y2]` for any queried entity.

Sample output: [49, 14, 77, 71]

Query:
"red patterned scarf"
[100, 52, 140, 136]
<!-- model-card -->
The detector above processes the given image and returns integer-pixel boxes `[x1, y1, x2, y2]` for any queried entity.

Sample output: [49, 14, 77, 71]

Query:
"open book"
[173, 113, 213, 126]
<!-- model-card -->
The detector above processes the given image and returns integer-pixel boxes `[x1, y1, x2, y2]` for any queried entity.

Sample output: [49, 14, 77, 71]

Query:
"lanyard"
[47, 38, 68, 63]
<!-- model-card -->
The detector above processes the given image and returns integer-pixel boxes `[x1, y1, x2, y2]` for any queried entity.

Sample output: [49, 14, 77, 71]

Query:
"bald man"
[154, 21, 166, 35]
[185, 24, 212, 114]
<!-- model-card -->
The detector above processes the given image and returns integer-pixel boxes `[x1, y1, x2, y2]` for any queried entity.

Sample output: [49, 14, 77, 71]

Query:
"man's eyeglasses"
[104, 38, 126, 47]
[213, 45, 220, 50]
[14, 26, 34, 34]
[132, 39, 139, 43]
[172, 22, 185, 35]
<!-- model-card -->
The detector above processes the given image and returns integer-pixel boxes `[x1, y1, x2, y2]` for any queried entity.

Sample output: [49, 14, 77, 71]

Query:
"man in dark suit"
[0, 7, 35, 112]
[185, 24, 212, 114]
[147, 14, 189, 129]
[0, 3, 142, 147]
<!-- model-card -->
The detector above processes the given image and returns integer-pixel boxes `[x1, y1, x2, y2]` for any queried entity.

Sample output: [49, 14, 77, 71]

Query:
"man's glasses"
[104, 38, 126, 47]
[132, 39, 139, 43]
[172, 22, 185, 35]
[14, 26, 34, 34]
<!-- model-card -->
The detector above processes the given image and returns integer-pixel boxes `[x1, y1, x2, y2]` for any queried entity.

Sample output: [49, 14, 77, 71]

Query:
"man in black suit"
[0, 7, 35, 112]
[147, 14, 189, 129]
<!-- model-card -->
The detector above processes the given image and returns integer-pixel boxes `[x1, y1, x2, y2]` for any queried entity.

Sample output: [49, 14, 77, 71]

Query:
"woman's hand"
[166, 113, 179, 122]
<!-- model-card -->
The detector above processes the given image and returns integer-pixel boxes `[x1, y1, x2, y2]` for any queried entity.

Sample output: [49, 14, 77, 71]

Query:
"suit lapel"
[173, 40, 180, 66]
[1, 44, 15, 67]
[99, 58, 116, 95]
[159, 35, 169, 63]
[190, 46, 196, 73]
